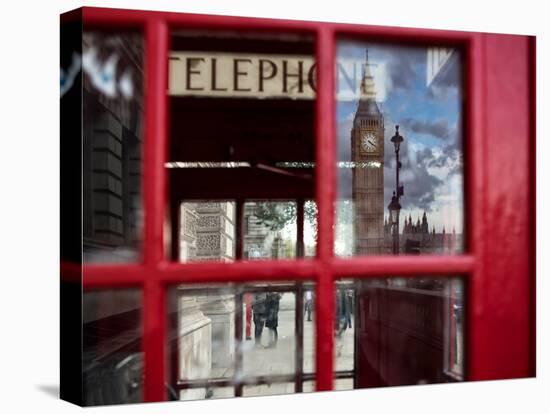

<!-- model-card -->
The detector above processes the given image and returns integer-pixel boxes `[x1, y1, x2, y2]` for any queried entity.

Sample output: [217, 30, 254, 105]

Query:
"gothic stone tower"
[351, 50, 385, 255]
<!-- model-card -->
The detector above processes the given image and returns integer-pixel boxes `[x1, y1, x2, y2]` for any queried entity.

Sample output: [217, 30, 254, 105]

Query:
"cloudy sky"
[335, 41, 464, 236]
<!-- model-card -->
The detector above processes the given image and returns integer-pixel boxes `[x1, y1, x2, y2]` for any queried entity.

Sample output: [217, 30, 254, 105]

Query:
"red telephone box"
[60, 7, 535, 406]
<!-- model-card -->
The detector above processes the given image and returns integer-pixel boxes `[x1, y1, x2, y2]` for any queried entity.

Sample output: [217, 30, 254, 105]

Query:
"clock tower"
[351, 50, 385, 255]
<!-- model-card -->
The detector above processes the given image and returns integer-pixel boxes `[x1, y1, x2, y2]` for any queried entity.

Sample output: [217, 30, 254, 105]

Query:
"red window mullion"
[143, 18, 168, 267]
[159, 260, 316, 284]
[143, 279, 167, 402]
[314, 25, 336, 391]
[465, 32, 486, 382]
[142, 17, 169, 402]
[331, 255, 475, 278]
[82, 264, 147, 288]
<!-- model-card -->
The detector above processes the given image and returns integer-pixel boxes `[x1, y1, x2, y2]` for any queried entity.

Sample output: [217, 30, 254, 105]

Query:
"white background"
[0, 0, 547, 412]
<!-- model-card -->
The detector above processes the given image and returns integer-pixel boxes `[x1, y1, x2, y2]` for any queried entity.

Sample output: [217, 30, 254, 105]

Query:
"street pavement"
[208, 292, 355, 399]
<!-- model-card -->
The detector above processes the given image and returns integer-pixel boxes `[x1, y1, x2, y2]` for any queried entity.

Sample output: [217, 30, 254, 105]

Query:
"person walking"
[335, 289, 348, 337]
[265, 292, 282, 348]
[252, 292, 267, 347]
[304, 290, 313, 321]
[344, 289, 353, 329]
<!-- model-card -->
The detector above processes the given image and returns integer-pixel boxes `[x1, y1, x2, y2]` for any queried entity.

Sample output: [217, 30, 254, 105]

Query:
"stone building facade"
[82, 32, 144, 263]
[176, 201, 236, 399]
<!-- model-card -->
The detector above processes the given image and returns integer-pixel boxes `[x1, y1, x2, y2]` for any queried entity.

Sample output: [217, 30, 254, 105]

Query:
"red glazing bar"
[331, 255, 475, 278]
[83, 265, 147, 289]
[83, 6, 318, 33]
[159, 260, 317, 285]
[143, 18, 168, 267]
[143, 279, 167, 402]
[315, 27, 336, 262]
[332, 25, 473, 46]
[82, 7, 476, 43]
[465, 33, 486, 381]
[82, 7, 148, 27]
[315, 25, 336, 391]
[316, 269, 335, 391]
[142, 18, 169, 402]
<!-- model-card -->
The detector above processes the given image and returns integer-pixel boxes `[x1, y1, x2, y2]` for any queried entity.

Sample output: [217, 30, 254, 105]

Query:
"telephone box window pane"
[83, 289, 143, 406]
[243, 201, 296, 260]
[177, 200, 312, 262]
[303, 379, 355, 392]
[82, 31, 144, 263]
[179, 387, 234, 401]
[167, 30, 315, 262]
[335, 42, 464, 256]
[334, 277, 465, 390]
[304, 200, 318, 258]
[242, 383, 295, 397]
[303, 284, 316, 374]
[168, 281, 314, 401]
[179, 201, 236, 262]
[334, 281, 355, 373]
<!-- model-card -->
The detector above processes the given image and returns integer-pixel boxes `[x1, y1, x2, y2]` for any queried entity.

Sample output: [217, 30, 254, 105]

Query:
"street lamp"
[388, 192, 401, 255]
[389, 125, 404, 255]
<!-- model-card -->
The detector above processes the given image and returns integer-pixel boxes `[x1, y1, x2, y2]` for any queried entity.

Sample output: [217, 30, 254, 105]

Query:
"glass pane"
[304, 200, 318, 258]
[83, 289, 143, 405]
[242, 285, 296, 376]
[334, 277, 465, 390]
[168, 281, 314, 401]
[303, 379, 354, 392]
[179, 201, 236, 262]
[303, 285, 316, 374]
[82, 31, 144, 263]
[243, 383, 295, 397]
[243, 201, 296, 260]
[166, 30, 316, 261]
[335, 41, 464, 256]
[179, 387, 234, 401]
[334, 282, 355, 372]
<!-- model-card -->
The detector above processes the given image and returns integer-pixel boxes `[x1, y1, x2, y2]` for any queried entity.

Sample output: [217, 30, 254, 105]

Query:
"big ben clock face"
[361, 132, 378, 153]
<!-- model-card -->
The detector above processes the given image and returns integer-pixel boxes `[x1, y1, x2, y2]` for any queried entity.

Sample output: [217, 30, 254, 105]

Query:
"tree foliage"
[252, 201, 319, 239]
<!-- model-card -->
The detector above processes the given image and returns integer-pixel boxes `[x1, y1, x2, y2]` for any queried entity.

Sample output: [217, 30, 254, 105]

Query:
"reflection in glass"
[243, 383, 295, 397]
[83, 290, 143, 405]
[82, 31, 144, 263]
[180, 387, 234, 401]
[179, 201, 236, 262]
[335, 42, 464, 256]
[168, 282, 315, 401]
[177, 200, 317, 263]
[303, 379, 354, 393]
[334, 282, 355, 373]
[243, 201, 296, 260]
[166, 30, 316, 262]
[335, 277, 464, 390]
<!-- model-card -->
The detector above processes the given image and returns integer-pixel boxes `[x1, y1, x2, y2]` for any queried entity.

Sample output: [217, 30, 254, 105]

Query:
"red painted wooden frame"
[78, 6, 536, 402]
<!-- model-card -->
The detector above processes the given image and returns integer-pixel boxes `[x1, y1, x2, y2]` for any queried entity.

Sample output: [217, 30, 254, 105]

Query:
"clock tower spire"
[351, 49, 385, 255]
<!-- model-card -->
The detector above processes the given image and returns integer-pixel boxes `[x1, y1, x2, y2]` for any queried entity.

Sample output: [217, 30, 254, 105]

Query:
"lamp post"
[388, 125, 404, 255]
